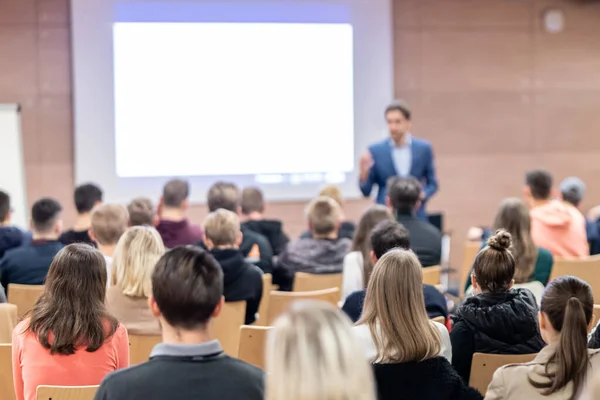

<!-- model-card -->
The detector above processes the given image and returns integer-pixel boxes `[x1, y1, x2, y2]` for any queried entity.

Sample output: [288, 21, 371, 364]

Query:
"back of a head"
[266, 301, 376, 400]
[0, 190, 10, 223]
[387, 177, 421, 214]
[128, 197, 155, 226]
[319, 185, 344, 207]
[525, 170, 552, 200]
[203, 208, 240, 247]
[112, 226, 165, 298]
[560, 177, 586, 207]
[28, 243, 117, 355]
[207, 181, 239, 212]
[306, 196, 341, 237]
[74, 183, 103, 214]
[162, 179, 190, 208]
[31, 198, 62, 234]
[240, 187, 265, 215]
[370, 220, 410, 259]
[90, 204, 129, 246]
[472, 229, 516, 293]
[152, 246, 224, 329]
[529, 276, 593, 399]
[359, 249, 441, 363]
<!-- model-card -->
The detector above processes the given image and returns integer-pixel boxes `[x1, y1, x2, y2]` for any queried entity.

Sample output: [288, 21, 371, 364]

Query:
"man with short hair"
[206, 182, 273, 272]
[525, 170, 587, 257]
[274, 196, 351, 291]
[0, 198, 63, 293]
[93, 246, 264, 400]
[156, 179, 203, 248]
[203, 208, 263, 324]
[0, 190, 31, 259]
[387, 176, 441, 267]
[240, 187, 289, 255]
[59, 183, 103, 246]
[560, 177, 599, 255]
[128, 197, 158, 227]
[89, 204, 129, 280]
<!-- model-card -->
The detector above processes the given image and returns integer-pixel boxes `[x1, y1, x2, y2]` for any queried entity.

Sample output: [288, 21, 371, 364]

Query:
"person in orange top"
[12, 244, 129, 400]
[524, 170, 588, 258]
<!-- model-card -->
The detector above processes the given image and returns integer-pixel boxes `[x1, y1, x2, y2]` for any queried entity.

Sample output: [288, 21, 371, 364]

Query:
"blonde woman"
[106, 226, 165, 335]
[354, 249, 481, 400]
[266, 301, 376, 400]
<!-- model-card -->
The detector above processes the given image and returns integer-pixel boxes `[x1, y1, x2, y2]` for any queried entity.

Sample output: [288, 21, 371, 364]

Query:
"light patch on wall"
[543, 9, 565, 33]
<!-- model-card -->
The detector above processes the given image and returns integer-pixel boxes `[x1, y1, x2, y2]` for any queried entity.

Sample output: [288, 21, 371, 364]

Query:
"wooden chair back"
[129, 334, 162, 365]
[8, 284, 44, 319]
[0, 344, 15, 400]
[550, 257, 600, 301]
[293, 273, 343, 301]
[469, 352, 537, 395]
[0, 303, 18, 343]
[422, 266, 442, 286]
[213, 301, 246, 357]
[237, 325, 272, 369]
[36, 385, 99, 400]
[461, 242, 481, 296]
[267, 288, 340, 325]
[255, 274, 273, 326]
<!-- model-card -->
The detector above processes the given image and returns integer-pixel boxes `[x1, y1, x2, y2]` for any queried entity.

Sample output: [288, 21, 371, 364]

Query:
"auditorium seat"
[549, 256, 600, 301]
[214, 301, 246, 357]
[129, 334, 162, 365]
[293, 272, 343, 301]
[0, 344, 15, 400]
[0, 303, 17, 343]
[255, 274, 274, 326]
[8, 284, 44, 319]
[237, 325, 272, 369]
[37, 385, 99, 400]
[422, 266, 442, 286]
[469, 352, 537, 395]
[267, 288, 340, 325]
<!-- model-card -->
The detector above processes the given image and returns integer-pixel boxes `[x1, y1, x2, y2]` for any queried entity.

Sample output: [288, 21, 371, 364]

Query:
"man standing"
[359, 100, 438, 220]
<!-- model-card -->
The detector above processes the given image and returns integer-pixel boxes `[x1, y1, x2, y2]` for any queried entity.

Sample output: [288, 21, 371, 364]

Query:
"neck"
[393, 133, 407, 147]
[214, 244, 237, 250]
[241, 211, 263, 222]
[0, 220, 9, 227]
[32, 232, 58, 241]
[73, 213, 91, 231]
[161, 320, 213, 345]
[161, 207, 185, 222]
[313, 231, 338, 240]
[531, 198, 551, 209]
[98, 244, 117, 258]
[395, 207, 414, 217]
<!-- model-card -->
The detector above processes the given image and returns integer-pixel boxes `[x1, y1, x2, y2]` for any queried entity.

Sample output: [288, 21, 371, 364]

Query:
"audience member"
[106, 226, 164, 335]
[300, 185, 356, 240]
[275, 196, 351, 291]
[342, 220, 447, 324]
[156, 179, 203, 248]
[387, 176, 442, 267]
[525, 170, 588, 257]
[0, 190, 31, 259]
[240, 187, 289, 255]
[342, 204, 393, 300]
[128, 197, 158, 227]
[89, 204, 129, 279]
[464, 198, 553, 302]
[266, 301, 376, 400]
[206, 182, 273, 272]
[12, 244, 129, 400]
[451, 230, 545, 384]
[0, 198, 63, 293]
[486, 276, 600, 400]
[59, 183, 102, 246]
[355, 249, 480, 400]
[560, 177, 600, 255]
[203, 209, 263, 325]
[94, 246, 264, 400]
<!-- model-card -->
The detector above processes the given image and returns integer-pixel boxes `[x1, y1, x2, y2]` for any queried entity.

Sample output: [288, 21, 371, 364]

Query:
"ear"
[29, 219, 34, 231]
[148, 295, 161, 318]
[385, 196, 392, 208]
[507, 279, 515, 290]
[94, 200, 102, 208]
[211, 296, 225, 319]
[471, 273, 479, 293]
[539, 311, 548, 332]
[236, 231, 243, 246]
[181, 198, 189, 211]
[88, 229, 97, 243]
[370, 250, 378, 264]
[55, 219, 63, 235]
[152, 215, 160, 227]
[203, 234, 214, 250]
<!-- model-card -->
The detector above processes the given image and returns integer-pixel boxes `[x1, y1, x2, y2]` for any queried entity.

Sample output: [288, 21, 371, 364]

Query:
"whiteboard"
[0, 105, 28, 229]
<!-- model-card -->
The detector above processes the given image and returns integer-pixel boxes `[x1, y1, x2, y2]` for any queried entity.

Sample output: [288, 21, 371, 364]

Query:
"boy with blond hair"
[300, 185, 356, 240]
[89, 204, 129, 280]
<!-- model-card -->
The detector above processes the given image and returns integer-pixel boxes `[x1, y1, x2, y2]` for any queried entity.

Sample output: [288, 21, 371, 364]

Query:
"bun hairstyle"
[529, 276, 593, 400]
[472, 229, 516, 293]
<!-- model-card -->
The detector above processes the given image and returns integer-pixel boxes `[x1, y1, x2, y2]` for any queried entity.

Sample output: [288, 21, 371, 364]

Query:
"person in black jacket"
[203, 208, 263, 325]
[451, 229, 545, 384]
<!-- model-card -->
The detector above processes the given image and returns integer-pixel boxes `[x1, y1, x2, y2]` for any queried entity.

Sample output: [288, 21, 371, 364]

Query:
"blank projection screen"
[71, 0, 394, 203]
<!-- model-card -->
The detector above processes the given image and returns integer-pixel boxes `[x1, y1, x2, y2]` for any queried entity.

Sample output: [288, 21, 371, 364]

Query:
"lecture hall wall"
[0, 0, 599, 277]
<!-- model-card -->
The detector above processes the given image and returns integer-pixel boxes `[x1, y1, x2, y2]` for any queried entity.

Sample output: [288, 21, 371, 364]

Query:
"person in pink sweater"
[12, 244, 130, 400]
[524, 170, 588, 258]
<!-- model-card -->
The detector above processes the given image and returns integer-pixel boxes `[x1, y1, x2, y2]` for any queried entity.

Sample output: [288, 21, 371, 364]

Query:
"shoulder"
[536, 247, 553, 261]
[244, 262, 264, 280]
[224, 356, 265, 379]
[369, 139, 390, 151]
[411, 137, 433, 149]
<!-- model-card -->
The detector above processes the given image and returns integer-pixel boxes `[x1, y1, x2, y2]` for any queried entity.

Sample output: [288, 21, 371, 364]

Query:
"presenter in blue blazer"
[359, 100, 438, 220]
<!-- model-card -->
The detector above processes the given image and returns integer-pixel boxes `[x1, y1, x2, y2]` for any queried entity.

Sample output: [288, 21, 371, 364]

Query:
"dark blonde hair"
[306, 196, 341, 237]
[472, 229, 516, 293]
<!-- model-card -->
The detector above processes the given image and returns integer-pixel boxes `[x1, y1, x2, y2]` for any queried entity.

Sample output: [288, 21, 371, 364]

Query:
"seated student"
[0, 190, 31, 259]
[342, 220, 447, 324]
[266, 301, 376, 400]
[59, 183, 102, 246]
[206, 182, 273, 273]
[0, 198, 63, 294]
[300, 185, 356, 240]
[12, 244, 129, 400]
[94, 246, 264, 400]
[106, 226, 164, 335]
[387, 176, 442, 267]
[451, 230, 545, 384]
[89, 204, 129, 280]
[560, 177, 600, 255]
[156, 179, 203, 248]
[524, 170, 588, 258]
[128, 197, 159, 227]
[342, 204, 393, 300]
[486, 276, 600, 400]
[240, 187, 289, 255]
[275, 196, 351, 291]
[354, 249, 480, 400]
[203, 209, 263, 325]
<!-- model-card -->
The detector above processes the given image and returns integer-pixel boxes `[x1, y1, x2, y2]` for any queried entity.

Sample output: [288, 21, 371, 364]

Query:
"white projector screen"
[71, 0, 394, 204]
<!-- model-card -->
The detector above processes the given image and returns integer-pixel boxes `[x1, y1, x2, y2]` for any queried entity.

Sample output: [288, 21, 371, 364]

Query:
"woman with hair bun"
[451, 230, 545, 384]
